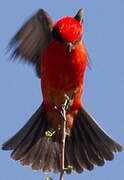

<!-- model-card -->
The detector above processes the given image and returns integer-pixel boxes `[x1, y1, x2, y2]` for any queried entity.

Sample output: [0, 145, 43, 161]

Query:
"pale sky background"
[0, 0, 124, 180]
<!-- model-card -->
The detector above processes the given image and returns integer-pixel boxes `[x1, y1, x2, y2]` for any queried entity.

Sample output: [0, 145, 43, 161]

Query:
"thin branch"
[59, 110, 66, 180]
[54, 95, 73, 180]
[59, 169, 65, 180]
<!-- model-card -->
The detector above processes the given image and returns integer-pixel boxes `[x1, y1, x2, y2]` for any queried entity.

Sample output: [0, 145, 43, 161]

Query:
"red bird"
[2, 9, 122, 174]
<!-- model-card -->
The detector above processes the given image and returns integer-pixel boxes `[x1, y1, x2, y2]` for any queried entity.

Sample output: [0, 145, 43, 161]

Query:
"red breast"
[41, 40, 87, 111]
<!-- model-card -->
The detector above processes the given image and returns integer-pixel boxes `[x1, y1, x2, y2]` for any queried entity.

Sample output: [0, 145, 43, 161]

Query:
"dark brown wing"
[9, 9, 53, 77]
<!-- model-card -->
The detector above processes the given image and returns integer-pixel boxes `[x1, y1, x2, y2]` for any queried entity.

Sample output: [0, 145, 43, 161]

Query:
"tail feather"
[21, 138, 43, 168]
[77, 121, 105, 166]
[65, 136, 83, 173]
[80, 106, 122, 152]
[21, 136, 61, 173]
[42, 138, 56, 173]
[11, 107, 48, 160]
[2, 106, 42, 150]
[67, 106, 122, 171]
[52, 142, 61, 174]
[78, 111, 114, 161]
[2, 104, 122, 174]
[32, 137, 52, 171]
[2, 102, 62, 173]
[73, 126, 95, 170]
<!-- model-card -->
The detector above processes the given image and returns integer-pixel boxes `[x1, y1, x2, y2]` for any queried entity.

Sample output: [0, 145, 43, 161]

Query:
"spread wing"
[8, 9, 53, 78]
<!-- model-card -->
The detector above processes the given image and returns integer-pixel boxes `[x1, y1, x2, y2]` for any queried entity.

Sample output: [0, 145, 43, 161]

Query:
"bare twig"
[54, 95, 73, 180]
[59, 107, 66, 180]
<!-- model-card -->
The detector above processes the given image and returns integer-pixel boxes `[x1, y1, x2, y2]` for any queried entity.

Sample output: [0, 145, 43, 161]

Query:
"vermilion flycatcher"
[2, 9, 122, 174]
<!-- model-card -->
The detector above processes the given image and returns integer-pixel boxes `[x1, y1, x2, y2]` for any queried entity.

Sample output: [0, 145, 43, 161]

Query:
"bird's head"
[53, 9, 83, 52]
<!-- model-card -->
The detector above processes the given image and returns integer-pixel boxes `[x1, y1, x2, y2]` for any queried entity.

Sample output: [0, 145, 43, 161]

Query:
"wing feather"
[8, 9, 53, 77]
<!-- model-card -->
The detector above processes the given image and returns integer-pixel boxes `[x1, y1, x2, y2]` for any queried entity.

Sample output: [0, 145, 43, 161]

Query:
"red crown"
[54, 16, 82, 43]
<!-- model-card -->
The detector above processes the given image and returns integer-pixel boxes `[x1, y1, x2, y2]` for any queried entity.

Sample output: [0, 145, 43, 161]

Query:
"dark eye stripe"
[52, 28, 64, 43]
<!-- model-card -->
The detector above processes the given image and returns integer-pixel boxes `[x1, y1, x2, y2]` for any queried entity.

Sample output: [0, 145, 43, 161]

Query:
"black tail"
[2, 105, 61, 173]
[2, 105, 122, 174]
[65, 106, 122, 173]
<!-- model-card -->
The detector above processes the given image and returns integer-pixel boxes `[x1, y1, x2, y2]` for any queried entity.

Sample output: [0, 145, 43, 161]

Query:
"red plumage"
[54, 16, 82, 43]
[2, 9, 122, 175]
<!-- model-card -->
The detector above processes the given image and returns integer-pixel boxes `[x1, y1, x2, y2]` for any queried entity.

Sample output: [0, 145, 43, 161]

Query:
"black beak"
[65, 42, 73, 52]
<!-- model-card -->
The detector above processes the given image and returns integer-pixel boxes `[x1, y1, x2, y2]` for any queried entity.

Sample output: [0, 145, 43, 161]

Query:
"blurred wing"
[8, 9, 53, 78]
[82, 39, 92, 70]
